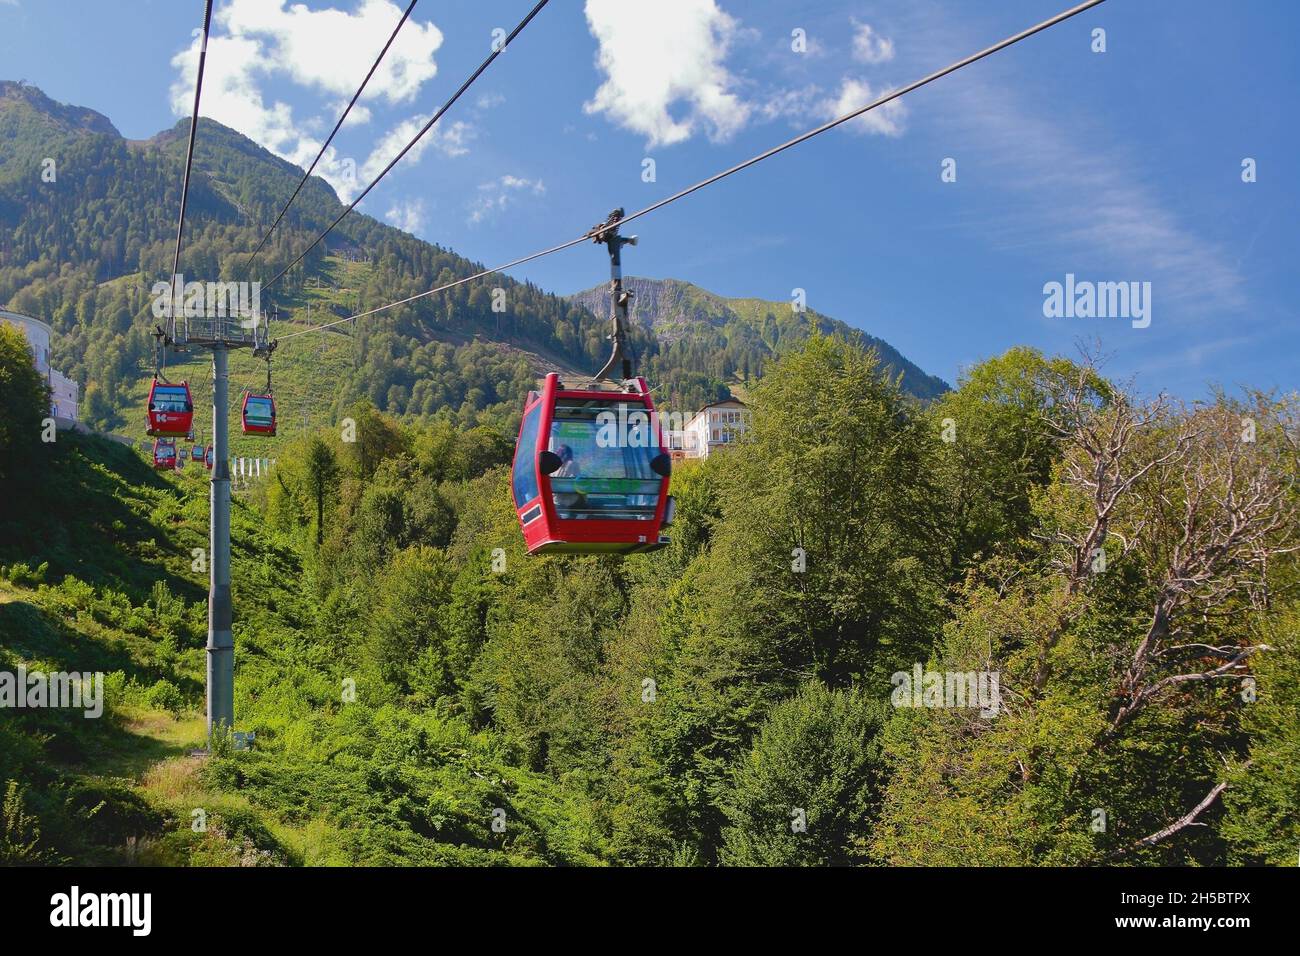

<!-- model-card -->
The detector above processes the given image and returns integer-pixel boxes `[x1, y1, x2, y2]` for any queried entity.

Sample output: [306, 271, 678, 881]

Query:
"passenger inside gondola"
[547, 402, 660, 520]
[150, 385, 192, 413]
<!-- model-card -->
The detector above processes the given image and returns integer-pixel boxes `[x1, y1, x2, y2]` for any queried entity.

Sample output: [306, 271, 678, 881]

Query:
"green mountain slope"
[0, 81, 944, 447]
[0, 81, 624, 441]
[570, 276, 949, 402]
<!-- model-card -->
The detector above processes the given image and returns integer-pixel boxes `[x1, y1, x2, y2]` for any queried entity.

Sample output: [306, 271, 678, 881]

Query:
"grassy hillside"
[0, 432, 601, 865]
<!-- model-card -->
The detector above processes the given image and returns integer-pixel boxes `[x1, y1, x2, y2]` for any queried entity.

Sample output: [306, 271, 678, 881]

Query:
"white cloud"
[583, 0, 750, 147]
[823, 78, 906, 137]
[759, 84, 823, 124]
[337, 101, 372, 129]
[169, 0, 444, 202]
[468, 176, 545, 225]
[851, 20, 895, 64]
[218, 0, 441, 104]
[360, 116, 474, 181]
[171, 33, 287, 150]
[475, 92, 505, 111]
[385, 198, 426, 234]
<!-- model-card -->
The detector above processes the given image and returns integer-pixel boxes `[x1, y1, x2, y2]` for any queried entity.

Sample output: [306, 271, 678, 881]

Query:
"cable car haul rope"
[154, 0, 1108, 562]
[276, 0, 1108, 344]
[144, 0, 1109, 736]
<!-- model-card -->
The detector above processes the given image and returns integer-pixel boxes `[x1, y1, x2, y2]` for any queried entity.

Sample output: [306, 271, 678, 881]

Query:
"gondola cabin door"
[511, 373, 673, 555]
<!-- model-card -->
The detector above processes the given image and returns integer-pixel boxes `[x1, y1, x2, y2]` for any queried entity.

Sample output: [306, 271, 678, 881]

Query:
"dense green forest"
[0, 80, 946, 444]
[2, 316, 1295, 865]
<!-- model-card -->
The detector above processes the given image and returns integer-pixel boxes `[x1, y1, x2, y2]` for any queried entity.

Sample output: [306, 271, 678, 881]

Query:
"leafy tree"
[718, 682, 885, 866]
[926, 346, 1064, 576]
[367, 546, 454, 698]
[342, 400, 407, 480]
[304, 435, 340, 546]
[0, 323, 50, 481]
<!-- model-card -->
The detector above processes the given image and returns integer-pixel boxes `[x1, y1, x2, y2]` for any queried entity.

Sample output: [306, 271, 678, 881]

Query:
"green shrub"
[0, 779, 60, 865]
[146, 678, 186, 717]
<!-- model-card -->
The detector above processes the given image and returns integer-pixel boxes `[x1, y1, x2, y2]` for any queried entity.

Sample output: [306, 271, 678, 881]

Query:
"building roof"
[697, 397, 748, 411]
[0, 309, 53, 337]
[685, 397, 749, 430]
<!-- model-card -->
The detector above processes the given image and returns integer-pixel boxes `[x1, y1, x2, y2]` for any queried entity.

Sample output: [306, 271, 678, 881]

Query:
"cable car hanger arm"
[589, 208, 638, 385]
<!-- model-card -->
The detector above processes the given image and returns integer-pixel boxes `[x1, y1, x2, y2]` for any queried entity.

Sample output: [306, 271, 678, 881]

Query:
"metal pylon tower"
[171, 304, 268, 738]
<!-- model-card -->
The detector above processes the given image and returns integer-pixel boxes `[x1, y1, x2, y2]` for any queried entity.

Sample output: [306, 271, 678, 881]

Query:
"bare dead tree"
[1107, 760, 1250, 860]
[1028, 361, 1198, 693]
[1026, 360, 1299, 723]
[1019, 362, 1299, 850]
[1108, 402, 1299, 730]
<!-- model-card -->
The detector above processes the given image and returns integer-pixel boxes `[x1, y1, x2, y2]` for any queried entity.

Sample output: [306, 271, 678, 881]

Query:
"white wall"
[2, 310, 78, 420]
[682, 401, 749, 459]
[1, 310, 52, 375]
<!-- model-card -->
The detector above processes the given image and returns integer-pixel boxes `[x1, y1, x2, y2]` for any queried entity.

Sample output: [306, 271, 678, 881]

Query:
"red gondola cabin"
[241, 393, 276, 436]
[152, 438, 178, 470]
[192, 444, 205, 465]
[511, 373, 673, 555]
[204, 447, 214, 470]
[146, 380, 194, 438]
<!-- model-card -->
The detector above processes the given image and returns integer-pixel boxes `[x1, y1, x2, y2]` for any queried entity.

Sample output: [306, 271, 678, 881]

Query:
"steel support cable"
[168, 0, 215, 339]
[262, 0, 552, 291]
[238, 0, 419, 281]
[277, 0, 1107, 343]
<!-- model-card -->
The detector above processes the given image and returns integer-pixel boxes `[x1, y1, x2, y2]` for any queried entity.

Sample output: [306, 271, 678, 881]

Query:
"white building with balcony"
[668, 398, 749, 461]
[1, 309, 80, 421]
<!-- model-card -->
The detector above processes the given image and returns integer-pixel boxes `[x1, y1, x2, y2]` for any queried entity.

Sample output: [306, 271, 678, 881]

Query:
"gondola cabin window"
[547, 399, 661, 521]
[512, 403, 541, 508]
[150, 385, 191, 413]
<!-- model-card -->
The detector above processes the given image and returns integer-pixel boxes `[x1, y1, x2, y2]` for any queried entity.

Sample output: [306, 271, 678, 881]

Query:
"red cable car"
[241, 393, 277, 436]
[192, 444, 205, 466]
[242, 340, 278, 437]
[510, 209, 674, 555]
[512, 373, 673, 555]
[146, 380, 194, 438]
[152, 438, 178, 470]
[506, 208, 676, 554]
[205, 447, 214, 470]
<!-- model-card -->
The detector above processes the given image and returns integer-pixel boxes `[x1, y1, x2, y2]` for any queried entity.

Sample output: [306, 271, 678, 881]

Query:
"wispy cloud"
[384, 198, 426, 235]
[359, 116, 474, 182]
[851, 20, 896, 64]
[468, 175, 545, 225]
[880, 0, 1245, 321]
[936, 75, 1244, 314]
[822, 78, 906, 136]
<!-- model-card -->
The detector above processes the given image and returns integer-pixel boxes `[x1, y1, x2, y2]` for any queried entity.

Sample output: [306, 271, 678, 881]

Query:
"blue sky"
[2, 0, 1296, 397]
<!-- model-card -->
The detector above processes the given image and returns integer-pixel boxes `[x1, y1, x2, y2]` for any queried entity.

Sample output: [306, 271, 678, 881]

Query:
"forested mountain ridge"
[570, 276, 948, 402]
[0, 81, 944, 440]
[0, 82, 618, 436]
[0, 80, 119, 139]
